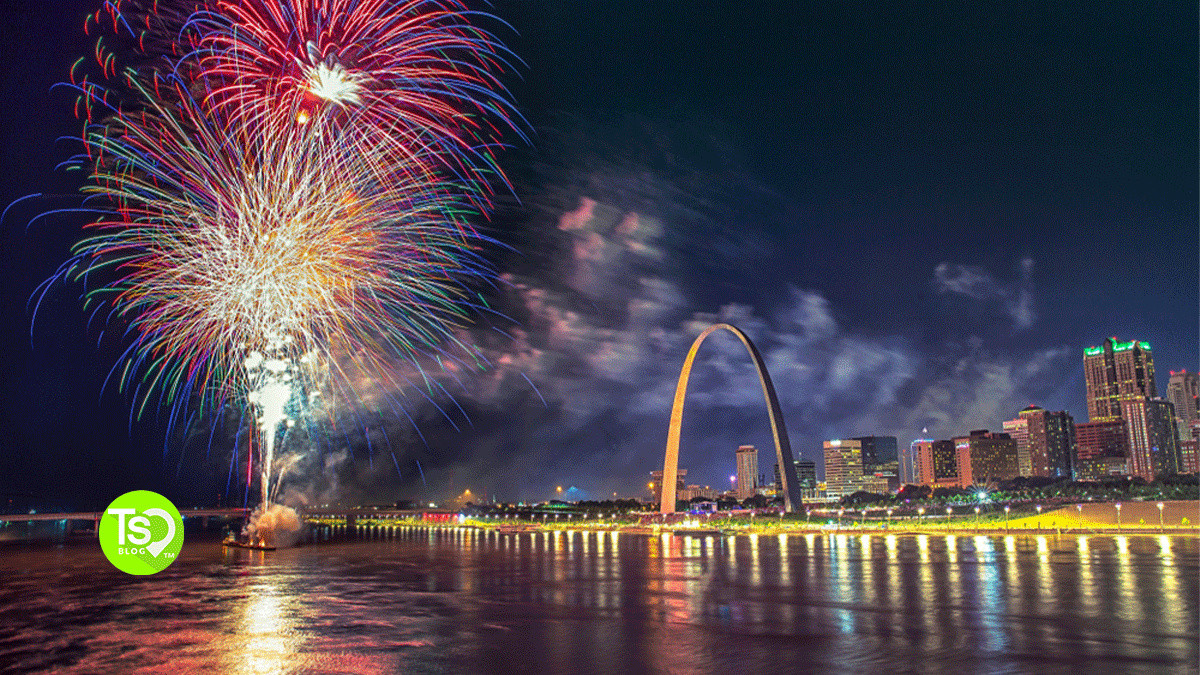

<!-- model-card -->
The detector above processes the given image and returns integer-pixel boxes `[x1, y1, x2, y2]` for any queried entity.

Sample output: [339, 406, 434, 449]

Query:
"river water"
[0, 529, 1196, 674]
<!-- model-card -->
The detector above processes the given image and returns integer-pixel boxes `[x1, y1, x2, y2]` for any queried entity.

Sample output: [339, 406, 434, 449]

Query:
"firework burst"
[39, 0, 522, 514]
[54, 74, 493, 419]
[187, 0, 526, 206]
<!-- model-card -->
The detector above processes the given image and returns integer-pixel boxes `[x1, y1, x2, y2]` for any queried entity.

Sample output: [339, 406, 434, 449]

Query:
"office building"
[678, 484, 716, 501]
[1001, 417, 1032, 477]
[1018, 406, 1077, 478]
[953, 430, 1020, 488]
[823, 439, 863, 498]
[866, 460, 900, 492]
[1083, 338, 1156, 422]
[852, 436, 899, 467]
[1076, 420, 1128, 462]
[774, 458, 817, 492]
[1075, 419, 1129, 480]
[1076, 456, 1129, 481]
[1121, 398, 1181, 480]
[1178, 439, 1198, 474]
[795, 458, 817, 489]
[735, 445, 758, 500]
[1167, 370, 1199, 428]
[902, 436, 929, 485]
[914, 439, 959, 488]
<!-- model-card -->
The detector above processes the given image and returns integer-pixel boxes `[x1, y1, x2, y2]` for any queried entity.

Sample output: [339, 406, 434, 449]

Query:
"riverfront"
[2, 527, 1195, 675]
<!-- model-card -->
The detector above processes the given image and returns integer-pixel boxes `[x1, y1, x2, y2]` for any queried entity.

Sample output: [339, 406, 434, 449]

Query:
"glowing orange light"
[296, 110, 310, 124]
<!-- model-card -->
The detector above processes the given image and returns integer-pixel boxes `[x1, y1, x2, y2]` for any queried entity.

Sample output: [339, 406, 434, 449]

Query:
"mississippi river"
[1, 529, 1196, 674]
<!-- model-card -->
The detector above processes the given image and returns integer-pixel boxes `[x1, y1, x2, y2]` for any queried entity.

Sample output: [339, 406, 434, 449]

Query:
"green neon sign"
[1084, 347, 1103, 356]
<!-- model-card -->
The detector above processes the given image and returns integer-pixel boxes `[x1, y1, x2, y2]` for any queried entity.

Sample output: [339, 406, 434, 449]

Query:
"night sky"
[1, 1, 1196, 510]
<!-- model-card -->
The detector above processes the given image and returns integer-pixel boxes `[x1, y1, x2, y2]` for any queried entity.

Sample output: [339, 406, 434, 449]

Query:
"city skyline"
[1, 2, 1195, 507]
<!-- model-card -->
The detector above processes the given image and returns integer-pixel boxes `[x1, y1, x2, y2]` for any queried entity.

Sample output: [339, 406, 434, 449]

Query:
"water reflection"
[0, 532, 1196, 675]
[231, 579, 300, 675]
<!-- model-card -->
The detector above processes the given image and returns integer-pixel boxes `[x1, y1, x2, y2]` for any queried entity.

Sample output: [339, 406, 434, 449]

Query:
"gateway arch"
[659, 323, 802, 514]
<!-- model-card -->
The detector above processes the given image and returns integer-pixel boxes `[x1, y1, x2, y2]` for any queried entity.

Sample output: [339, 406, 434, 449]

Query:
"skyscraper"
[1167, 370, 1199, 428]
[953, 430, 1020, 488]
[823, 439, 863, 498]
[735, 445, 758, 500]
[851, 436, 899, 467]
[1001, 417, 1032, 477]
[1121, 398, 1180, 480]
[914, 439, 959, 488]
[774, 458, 817, 492]
[795, 458, 817, 490]
[902, 436, 929, 485]
[1018, 406, 1077, 479]
[1083, 338, 1156, 422]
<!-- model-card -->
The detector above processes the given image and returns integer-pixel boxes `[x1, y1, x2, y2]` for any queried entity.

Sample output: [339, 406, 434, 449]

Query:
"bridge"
[0, 507, 450, 527]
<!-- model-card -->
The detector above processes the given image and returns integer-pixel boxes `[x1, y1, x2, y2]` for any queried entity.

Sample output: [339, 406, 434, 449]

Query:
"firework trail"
[42, 0, 523, 527]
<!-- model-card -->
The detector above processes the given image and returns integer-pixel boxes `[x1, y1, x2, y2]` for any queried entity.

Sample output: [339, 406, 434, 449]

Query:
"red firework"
[190, 0, 524, 201]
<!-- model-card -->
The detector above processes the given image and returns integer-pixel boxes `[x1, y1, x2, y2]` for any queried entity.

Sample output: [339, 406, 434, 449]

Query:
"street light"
[1157, 502, 1165, 530]
[1004, 505, 1010, 531]
[886, 508, 893, 528]
[1075, 503, 1083, 531]
[974, 506, 980, 532]
[1036, 504, 1043, 531]
[946, 506, 953, 531]
[918, 507, 925, 525]
[1115, 503, 1122, 531]
[838, 508, 844, 531]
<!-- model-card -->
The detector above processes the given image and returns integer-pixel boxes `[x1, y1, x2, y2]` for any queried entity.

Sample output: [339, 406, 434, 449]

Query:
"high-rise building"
[1167, 370, 1199, 428]
[914, 439, 959, 488]
[902, 436, 929, 485]
[1001, 417, 1032, 477]
[852, 436, 899, 467]
[851, 436, 899, 491]
[1084, 338, 1156, 422]
[735, 445, 758, 500]
[774, 458, 817, 491]
[865, 461, 900, 492]
[823, 439, 863, 498]
[953, 430, 1020, 488]
[795, 458, 817, 489]
[1121, 398, 1180, 480]
[1018, 406, 1077, 478]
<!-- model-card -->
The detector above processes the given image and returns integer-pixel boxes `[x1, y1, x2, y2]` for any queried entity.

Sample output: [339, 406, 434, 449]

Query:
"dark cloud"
[374, 184, 1080, 499]
[934, 257, 1036, 330]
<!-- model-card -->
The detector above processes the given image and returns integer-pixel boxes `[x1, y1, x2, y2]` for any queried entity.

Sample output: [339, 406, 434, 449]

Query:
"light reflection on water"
[0, 530, 1196, 675]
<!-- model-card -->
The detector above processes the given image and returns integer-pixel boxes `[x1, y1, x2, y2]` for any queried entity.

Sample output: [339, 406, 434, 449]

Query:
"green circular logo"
[99, 490, 184, 575]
